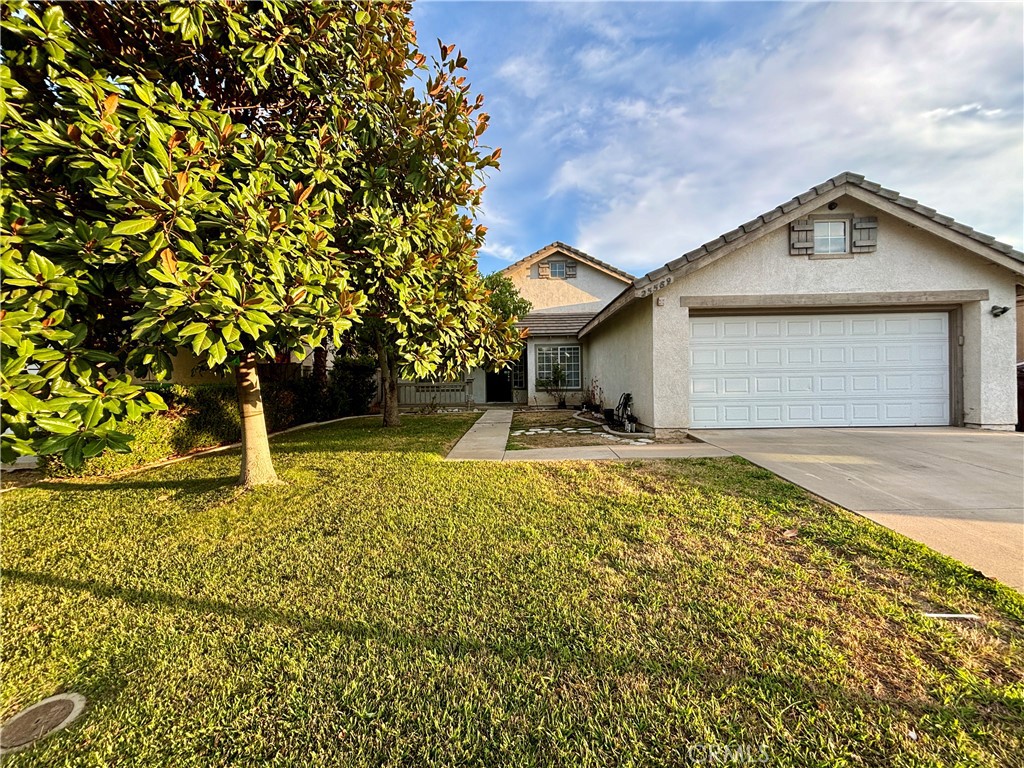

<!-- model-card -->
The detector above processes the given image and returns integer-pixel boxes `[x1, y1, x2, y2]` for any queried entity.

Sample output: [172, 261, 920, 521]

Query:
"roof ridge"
[500, 241, 636, 282]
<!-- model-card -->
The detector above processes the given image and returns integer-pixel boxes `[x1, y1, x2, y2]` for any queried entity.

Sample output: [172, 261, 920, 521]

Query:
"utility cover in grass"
[0, 694, 86, 755]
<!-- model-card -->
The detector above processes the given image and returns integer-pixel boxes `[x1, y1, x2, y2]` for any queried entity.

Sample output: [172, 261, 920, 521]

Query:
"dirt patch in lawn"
[506, 410, 666, 450]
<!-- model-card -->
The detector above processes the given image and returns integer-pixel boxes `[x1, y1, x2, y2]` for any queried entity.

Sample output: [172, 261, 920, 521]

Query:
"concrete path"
[502, 444, 732, 461]
[693, 427, 1024, 590]
[446, 409, 514, 461]
[446, 411, 732, 463]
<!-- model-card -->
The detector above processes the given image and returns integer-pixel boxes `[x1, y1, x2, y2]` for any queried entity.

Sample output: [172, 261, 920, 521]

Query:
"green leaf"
[82, 398, 105, 429]
[112, 218, 157, 236]
[5, 389, 45, 414]
[143, 163, 162, 188]
[180, 322, 208, 337]
[62, 437, 85, 468]
[34, 415, 79, 435]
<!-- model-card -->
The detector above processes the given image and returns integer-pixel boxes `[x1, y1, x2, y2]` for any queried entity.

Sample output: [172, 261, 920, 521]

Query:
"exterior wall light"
[990, 305, 1010, 317]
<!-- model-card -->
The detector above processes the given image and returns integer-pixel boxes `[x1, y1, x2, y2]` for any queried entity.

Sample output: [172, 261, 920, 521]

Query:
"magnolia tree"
[0, 0, 413, 485]
[347, 44, 526, 426]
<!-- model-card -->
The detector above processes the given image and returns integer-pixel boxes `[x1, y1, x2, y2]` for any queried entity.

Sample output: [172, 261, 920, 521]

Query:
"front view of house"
[407, 173, 1023, 433]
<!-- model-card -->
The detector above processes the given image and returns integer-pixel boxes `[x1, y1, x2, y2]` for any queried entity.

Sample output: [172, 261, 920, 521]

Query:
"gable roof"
[501, 241, 636, 283]
[635, 171, 1022, 291]
[581, 172, 1023, 338]
[515, 312, 596, 337]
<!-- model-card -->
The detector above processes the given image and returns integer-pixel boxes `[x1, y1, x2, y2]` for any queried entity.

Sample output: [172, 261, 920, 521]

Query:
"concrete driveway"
[691, 427, 1024, 590]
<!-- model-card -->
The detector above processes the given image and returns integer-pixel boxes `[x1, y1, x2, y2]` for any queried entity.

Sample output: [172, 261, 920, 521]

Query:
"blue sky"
[410, 1, 1024, 278]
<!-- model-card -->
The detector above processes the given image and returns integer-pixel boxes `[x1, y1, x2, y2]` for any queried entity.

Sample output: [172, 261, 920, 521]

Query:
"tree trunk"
[235, 354, 280, 487]
[377, 342, 401, 427]
[312, 343, 328, 390]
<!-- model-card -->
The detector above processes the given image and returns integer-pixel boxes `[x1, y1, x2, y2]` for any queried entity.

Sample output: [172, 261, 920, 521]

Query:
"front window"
[536, 345, 581, 389]
[548, 260, 566, 278]
[814, 220, 847, 254]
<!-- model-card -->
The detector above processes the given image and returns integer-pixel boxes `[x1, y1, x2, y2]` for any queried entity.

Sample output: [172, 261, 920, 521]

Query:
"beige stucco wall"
[644, 195, 1020, 430]
[524, 335, 589, 407]
[585, 298, 655, 427]
[504, 254, 629, 314]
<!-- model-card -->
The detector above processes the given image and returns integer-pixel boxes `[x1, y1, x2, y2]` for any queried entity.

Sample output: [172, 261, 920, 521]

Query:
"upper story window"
[813, 220, 847, 254]
[790, 216, 877, 257]
[537, 258, 578, 278]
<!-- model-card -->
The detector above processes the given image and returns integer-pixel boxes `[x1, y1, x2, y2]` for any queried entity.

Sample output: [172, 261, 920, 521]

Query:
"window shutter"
[537, 262, 550, 278]
[789, 219, 814, 256]
[565, 262, 577, 278]
[851, 217, 878, 253]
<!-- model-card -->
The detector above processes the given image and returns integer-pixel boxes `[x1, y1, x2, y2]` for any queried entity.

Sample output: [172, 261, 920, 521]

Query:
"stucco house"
[398, 242, 635, 407]
[412, 172, 1022, 433]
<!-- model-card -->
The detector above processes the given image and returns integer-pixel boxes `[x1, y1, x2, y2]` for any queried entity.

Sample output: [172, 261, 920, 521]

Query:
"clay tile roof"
[515, 312, 597, 336]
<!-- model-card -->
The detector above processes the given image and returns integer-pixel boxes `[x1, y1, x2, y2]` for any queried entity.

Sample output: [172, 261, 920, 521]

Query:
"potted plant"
[536, 363, 568, 409]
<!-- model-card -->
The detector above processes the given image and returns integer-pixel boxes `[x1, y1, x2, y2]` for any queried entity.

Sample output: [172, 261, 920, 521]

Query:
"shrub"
[43, 385, 240, 477]
[42, 360, 378, 477]
[324, 355, 378, 419]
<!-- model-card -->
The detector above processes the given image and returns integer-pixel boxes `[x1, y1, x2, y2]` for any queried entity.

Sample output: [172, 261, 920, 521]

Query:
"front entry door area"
[486, 370, 513, 403]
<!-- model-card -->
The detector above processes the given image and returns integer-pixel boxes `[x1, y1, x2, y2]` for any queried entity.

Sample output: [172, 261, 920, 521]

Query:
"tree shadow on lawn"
[3, 566, 530, 662]
[6, 566, 1013, 763]
[30, 473, 238, 495]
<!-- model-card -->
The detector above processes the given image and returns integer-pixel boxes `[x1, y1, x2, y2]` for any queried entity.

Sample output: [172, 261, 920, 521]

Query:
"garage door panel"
[689, 312, 950, 428]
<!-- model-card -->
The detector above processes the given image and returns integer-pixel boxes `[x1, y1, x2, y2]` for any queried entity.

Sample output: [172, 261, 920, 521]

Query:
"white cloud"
[532, 2, 1024, 271]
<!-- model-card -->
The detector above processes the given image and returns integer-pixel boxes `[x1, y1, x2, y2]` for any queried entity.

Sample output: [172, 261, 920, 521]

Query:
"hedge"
[43, 356, 377, 478]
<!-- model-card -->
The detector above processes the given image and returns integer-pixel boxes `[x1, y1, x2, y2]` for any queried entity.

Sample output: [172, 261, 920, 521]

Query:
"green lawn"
[3, 414, 1022, 766]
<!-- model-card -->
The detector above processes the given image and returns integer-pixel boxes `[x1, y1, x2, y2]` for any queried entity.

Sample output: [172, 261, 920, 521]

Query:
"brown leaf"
[67, 124, 82, 143]
[188, 139, 205, 156]
[25, 623, 43, 633]
[168, 130, 187, 152]
[160, 248, 178, 274]
[268, 208, 280, 229]
[491, 147, 502, 162]
[295, 183, 315, 207]
[442, 43, 456, 59]
[101, 93, 119, 118]
[412, 52, 426, 67]
[781, 528, 799, 539]
[163, 178, 179, 200]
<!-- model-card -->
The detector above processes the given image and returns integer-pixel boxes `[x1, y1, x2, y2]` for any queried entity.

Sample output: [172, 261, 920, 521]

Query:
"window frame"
[547, 260, 567, 279]
[535, 344, 582, 390]
[811, 217, 852, 257]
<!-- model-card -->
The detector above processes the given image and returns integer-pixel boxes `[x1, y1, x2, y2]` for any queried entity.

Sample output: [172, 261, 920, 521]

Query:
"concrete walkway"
[446, 409, 514, 461]
[502, 444, 732, 461]
[693, 427, 1024, 590]
[446, 411, 731, 462]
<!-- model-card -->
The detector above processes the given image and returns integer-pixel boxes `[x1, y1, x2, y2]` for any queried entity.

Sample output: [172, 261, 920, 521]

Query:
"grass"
[3, 414, 1023, 766]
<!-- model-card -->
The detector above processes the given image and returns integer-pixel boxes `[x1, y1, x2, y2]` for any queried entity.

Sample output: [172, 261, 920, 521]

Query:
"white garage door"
[689, 312, 950, 428]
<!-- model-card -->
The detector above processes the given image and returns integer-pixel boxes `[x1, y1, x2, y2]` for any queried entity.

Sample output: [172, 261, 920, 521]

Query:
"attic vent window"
[814, 220, 847, 254]
[790, 216, 877, 257]
[548, 261, 566, 278]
